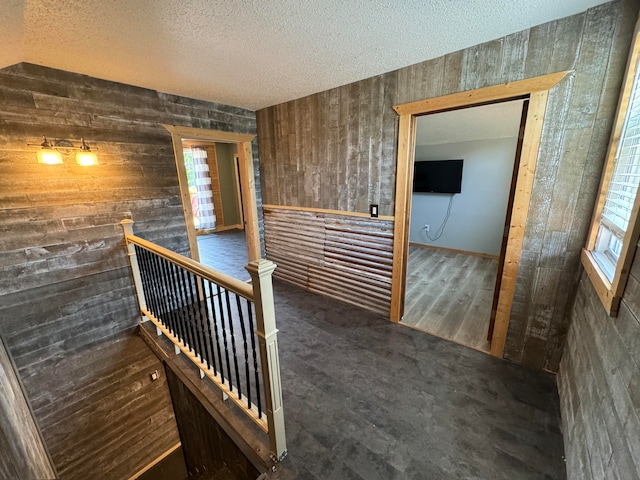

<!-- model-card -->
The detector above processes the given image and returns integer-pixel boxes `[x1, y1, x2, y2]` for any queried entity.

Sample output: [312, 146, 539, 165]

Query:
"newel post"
[246, 259, 287, 461]
[120, 219, 148, 321]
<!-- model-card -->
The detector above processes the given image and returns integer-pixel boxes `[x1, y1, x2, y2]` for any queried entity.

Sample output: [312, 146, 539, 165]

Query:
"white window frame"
[583, 16, 640, 315]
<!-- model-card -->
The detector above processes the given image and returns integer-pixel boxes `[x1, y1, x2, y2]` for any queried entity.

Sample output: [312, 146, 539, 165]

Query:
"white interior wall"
[409, 137, 518, 256]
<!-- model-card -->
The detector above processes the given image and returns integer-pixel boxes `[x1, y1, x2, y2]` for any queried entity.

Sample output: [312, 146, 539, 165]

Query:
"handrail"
[123, 228, 253, 301]
[120, 219, 287, 461]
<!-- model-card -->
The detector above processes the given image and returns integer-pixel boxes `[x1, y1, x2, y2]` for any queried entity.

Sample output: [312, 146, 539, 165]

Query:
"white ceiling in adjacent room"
[416, 100, 526, 146]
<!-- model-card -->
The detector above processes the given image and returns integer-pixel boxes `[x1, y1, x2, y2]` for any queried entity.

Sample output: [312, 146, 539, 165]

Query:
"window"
[583, 18, 640, 315]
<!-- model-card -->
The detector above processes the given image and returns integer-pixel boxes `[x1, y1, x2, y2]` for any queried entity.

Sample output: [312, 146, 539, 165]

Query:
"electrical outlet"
[424, 224, 430, 232]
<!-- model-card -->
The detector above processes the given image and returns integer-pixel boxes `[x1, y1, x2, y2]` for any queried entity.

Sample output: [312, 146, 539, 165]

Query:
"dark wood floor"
[197, 230, 250, 281]
[268, 280, 565, 480]
[402, 246, 497, 353]
[192, 239, 564, 479]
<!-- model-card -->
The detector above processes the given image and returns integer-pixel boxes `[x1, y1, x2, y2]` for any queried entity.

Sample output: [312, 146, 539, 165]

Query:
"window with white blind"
[583, 18, 640, 315]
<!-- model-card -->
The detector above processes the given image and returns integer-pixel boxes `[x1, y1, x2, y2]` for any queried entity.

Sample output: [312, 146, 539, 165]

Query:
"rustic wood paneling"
[0, 337, 56, 480]
[165, 364, 260, 480]
[558, 241, 640, 480]
[256, 0, 639, 371]
[256, 74, 398, 218]
[264, 207, 393, 316]
[0, 62, 260, 478]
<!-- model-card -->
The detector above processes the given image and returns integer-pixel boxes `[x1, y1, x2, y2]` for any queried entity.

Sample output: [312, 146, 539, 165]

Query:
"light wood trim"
[163, 124, 255, 143]
[163, 125, 261, 265]
[168, 132, 200, 261]
[127, 442, 181, 480]
[234, 155, 245, 227]
[391, 72, 568, 358]
[206, 145, 225, 227]
[125, 233, 254, 300]
[390, 114, 416, 322]
[143, 306, 268, 432]
[393, 71, 570, 116]
[237, 142, 261, 261]
[262, 204, 394, 221]
[581, 250, 618, 314]
[213, 224, 244, 232]
[490, 90, 548, 357]
[488, 99, 529, 341]
[586, 19, 640, 249]
[409, 242, 500, 260]
[582, 17, 640, 316]
[181, 139, 216, 148]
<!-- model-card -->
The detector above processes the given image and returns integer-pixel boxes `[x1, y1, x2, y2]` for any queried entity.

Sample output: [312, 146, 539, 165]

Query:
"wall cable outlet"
[424, 224, 430, 232]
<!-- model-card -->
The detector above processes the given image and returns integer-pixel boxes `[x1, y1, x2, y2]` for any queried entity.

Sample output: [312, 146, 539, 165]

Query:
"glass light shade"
[37, 148, 63, 165]
[76, 151, 98, 166]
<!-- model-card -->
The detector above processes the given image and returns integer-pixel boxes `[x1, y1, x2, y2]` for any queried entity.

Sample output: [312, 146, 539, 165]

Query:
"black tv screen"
[413, 159, 463, 194]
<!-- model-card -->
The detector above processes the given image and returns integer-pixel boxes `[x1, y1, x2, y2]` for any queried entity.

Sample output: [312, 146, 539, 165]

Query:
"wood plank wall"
[165, 364, 261, 480]
[264, 208, 394, 315]
[256, 0, 639, 371]
[558, 243, 640, 479]
[0, 336, 56, 480]
[0, 62, 260, 479]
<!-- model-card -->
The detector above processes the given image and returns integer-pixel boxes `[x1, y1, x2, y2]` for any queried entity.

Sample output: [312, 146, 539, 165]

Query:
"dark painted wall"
[559, 245, 640, 479]
[0, 62, 259, 478]
[256, 0, 639, 371]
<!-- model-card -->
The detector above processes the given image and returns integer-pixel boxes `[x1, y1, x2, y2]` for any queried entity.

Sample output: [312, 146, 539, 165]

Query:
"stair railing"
[120, 219, 286, 461]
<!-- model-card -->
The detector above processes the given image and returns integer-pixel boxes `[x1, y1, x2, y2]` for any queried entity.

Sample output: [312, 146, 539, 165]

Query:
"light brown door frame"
[234, 154, 245, 228]
[162, 124, 261, 263]
[390, 71, 569, 358]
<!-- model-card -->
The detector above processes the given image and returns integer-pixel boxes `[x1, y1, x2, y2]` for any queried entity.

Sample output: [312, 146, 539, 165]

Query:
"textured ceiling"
[4, 0, 610, 110]
[416, 100, 525, 146]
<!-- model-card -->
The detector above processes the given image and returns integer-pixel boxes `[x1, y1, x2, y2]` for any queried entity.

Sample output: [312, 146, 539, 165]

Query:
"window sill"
[581, 249, 620, 316]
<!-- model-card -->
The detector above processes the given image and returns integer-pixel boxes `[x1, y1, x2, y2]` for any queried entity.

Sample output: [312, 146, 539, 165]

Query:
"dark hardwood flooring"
[402, 246, 497, 353]
[197, 230, 250, 281]
[139, 277, 565, 480]
[267, 280, 565, 480]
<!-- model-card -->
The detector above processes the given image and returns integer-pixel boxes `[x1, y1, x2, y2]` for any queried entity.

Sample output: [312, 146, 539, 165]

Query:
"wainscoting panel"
[264, 207, 393, 315]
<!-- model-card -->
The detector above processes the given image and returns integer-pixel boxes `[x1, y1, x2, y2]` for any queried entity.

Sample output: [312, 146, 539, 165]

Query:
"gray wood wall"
[0, 336, 56, 480]
[256, 0, 639, 371]
[0, 62, 259, 478]
[558, 242, 640, 479]
[165, 363, 261, 480]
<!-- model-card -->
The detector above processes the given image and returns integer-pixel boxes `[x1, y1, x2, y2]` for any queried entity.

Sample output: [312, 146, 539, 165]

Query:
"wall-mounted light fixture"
[76, 138, 98, 166]
[31, 136, 98, 166]
[36, 136, 63, 165]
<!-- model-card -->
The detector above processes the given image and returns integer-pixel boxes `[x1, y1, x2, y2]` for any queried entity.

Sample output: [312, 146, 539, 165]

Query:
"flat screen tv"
[413, 159, 463, 194]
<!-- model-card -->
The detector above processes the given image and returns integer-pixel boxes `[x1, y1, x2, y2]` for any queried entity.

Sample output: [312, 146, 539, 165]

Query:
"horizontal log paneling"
[257, 0, 639, 371]
[0, 62, 261, 479]
[264, 207, 393, 316]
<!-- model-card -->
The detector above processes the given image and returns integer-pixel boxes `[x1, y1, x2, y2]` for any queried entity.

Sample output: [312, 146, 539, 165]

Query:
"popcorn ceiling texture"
[4, 0, 610, 109]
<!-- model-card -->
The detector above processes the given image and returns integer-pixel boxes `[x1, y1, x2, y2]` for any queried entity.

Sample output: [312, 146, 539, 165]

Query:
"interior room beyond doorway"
[401, 99, 525, 353]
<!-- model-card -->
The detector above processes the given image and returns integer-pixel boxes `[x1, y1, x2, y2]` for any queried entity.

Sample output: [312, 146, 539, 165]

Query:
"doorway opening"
[400, 99, 526, 353]
[163, 125, 260, 281]
[389, 71, 569, 358]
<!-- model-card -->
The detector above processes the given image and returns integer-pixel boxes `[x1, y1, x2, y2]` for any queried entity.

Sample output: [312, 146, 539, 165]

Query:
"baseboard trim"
[197, 224, 244, 235]
[409, 242, 499, 260]
[128, 442, 181, 480]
